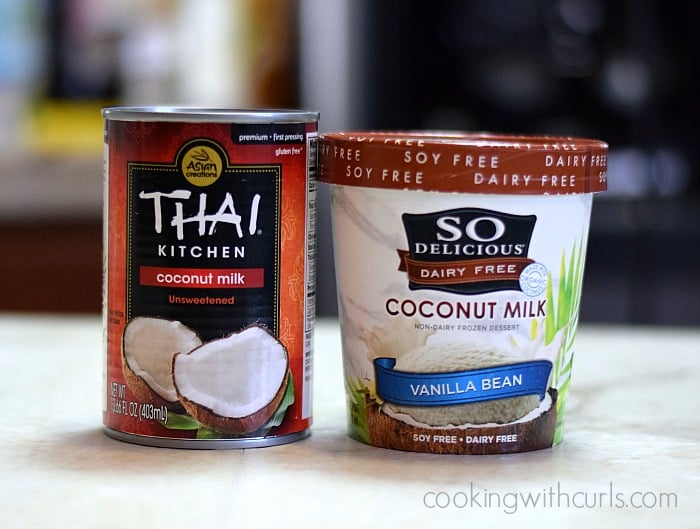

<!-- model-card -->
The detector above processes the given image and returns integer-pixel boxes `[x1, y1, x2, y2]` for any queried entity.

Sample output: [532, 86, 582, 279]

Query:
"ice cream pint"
[319, 132, 607, 454]
[102, 108, 318, 448]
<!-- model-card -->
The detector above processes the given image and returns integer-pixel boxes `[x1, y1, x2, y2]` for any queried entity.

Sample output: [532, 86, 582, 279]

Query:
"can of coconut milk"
[320, 132, 607, 454]
[102, 108, 318, 448]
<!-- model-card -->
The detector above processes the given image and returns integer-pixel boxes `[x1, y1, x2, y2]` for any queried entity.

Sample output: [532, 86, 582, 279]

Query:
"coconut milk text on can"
[103, 108, 319, 448]
[319, 132, 607, 454]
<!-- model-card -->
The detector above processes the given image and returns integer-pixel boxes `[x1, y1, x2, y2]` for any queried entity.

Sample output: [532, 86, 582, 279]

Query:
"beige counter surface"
[1, 314, 698, 529]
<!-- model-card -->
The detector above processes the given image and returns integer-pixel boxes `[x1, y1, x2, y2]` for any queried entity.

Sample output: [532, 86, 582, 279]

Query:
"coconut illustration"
[367, 341, 558, 454]
[172, 325, 290, 435]
[367, 390, 558, 455]
[122, 316, 203, 412]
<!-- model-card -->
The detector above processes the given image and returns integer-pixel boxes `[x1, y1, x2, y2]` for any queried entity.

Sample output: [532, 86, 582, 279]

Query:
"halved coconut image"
[122, 316, 203, 412]
[172, 325, 290, 435]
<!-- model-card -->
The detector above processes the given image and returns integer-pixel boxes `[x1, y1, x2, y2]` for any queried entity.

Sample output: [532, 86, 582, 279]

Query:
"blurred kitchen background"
[1, 0, 698, 325]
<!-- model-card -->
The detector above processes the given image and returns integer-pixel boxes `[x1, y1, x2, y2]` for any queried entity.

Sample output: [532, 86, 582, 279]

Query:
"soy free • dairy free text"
[326, 140, 606, 190]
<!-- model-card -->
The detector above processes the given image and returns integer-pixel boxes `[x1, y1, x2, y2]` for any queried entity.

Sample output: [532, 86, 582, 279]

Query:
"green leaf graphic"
[545, 235, 587, 444]
[345, 377, 370, 444]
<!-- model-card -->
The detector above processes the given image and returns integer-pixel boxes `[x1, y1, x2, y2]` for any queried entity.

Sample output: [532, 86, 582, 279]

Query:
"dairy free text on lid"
[319, 132, 607, 194]
[320, 132, 607, 454]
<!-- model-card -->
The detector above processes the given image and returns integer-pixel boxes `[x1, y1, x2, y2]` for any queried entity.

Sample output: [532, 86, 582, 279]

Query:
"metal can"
[102, 108, 319, 448]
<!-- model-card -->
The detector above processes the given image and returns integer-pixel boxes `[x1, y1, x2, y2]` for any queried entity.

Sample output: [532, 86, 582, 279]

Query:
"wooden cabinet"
[0, 221, 102, 313]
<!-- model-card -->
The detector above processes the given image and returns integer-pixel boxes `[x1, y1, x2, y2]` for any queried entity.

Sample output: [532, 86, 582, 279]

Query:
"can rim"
[102, 106, 320, 123]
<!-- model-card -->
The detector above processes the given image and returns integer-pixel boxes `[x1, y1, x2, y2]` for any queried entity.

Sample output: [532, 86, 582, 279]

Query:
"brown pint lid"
[319, 132, 608, 195]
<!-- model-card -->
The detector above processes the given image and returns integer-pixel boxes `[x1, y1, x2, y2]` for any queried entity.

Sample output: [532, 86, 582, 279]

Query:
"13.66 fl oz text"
[109, 382, 168, 423]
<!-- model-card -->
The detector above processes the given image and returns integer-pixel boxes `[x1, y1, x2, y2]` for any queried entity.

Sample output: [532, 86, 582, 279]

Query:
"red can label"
[103, 115, 317, 446]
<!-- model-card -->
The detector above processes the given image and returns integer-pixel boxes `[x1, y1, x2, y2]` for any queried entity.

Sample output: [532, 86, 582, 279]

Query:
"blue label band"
[373, 358, 552, 407]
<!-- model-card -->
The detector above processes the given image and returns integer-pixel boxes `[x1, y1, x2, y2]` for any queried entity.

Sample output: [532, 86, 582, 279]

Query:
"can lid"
[102, 107, 319, 123]
[319, 132, 608, 195]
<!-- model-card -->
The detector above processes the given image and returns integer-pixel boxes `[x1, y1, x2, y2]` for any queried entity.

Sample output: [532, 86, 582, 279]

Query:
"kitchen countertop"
[1, 314, 698, 529]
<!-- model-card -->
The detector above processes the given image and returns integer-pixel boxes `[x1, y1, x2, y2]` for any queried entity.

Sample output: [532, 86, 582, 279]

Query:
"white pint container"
[320, 132, 607, 454]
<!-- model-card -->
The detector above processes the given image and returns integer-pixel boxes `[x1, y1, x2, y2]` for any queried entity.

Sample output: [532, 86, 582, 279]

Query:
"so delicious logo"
[398, 208, 544, 295]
